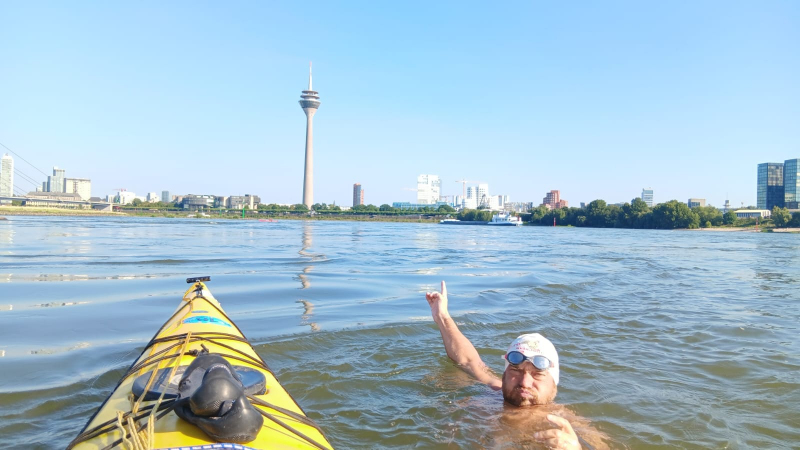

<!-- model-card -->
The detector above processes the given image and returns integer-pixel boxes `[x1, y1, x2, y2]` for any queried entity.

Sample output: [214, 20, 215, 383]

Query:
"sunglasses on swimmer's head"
[504, 351, 552, 371]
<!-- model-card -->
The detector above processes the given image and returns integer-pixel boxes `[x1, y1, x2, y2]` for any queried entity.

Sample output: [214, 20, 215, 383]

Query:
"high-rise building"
[466, 186, 475, 200]
[757, 162, 784, 210]
[0, 153, 13, 198]
[542, 190, 569, 209]
[641, 188, 654, 207]
[687, 198, 706, 208]
[299, 63, 321, 209]
[353, 183, 364, 207]
[784, 159, 800, 209]
[47, 166, 66, 193]
[417, 174, 441, 204]
[477, 183, 489, 207]
[162, 191, 171, 203]
[64, 178, 91, 200]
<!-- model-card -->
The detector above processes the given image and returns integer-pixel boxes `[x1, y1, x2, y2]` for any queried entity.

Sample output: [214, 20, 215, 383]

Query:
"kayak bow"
[69, 277, 333, 450]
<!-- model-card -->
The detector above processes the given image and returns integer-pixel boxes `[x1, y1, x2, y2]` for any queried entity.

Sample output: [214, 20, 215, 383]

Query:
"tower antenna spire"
[308, 61, 312, 91]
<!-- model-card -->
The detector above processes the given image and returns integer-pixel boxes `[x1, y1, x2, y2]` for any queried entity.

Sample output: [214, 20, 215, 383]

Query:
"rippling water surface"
[1, 216, 798, 449]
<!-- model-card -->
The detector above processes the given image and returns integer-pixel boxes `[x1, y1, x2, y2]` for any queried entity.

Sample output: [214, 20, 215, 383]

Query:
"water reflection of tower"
[298, 222, 313, 289]
[297, 222, 319, 331]
[299, 63, 321, 209]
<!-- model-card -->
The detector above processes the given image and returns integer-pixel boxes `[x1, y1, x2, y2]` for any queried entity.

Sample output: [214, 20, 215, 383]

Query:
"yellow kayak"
[69, 277, 334, 450]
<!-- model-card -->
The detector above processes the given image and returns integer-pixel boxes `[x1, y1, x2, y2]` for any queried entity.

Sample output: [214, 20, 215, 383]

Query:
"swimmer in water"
[426, 280, 605, 450]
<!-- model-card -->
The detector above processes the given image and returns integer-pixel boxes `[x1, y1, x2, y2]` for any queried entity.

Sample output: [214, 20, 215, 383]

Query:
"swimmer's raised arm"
[425, 281, 501, 390]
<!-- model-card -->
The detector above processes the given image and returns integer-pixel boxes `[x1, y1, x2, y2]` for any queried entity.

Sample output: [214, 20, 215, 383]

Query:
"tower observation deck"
[299, 62, 321, 208]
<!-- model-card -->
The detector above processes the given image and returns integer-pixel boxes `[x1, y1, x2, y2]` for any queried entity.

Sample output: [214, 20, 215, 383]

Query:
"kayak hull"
[70, 281, 333, 450]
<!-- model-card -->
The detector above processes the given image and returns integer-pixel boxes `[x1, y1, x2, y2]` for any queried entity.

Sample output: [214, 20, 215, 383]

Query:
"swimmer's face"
[501, 361, 557, 407]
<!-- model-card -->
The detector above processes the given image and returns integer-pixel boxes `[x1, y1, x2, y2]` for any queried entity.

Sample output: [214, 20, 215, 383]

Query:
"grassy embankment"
[0, 206, 125, 216]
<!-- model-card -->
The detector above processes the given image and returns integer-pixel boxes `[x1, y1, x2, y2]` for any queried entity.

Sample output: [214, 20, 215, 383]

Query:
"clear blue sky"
[2, 1, 798, 207]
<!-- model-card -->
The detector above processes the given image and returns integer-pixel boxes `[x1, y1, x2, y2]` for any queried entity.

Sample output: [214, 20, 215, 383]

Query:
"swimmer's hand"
[534, 414, 581, 450]
[425, 280, 450, 323]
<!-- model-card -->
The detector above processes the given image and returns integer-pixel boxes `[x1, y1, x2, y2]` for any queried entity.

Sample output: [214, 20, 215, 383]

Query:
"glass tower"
[784, 159, 800, 209]
[757, 163, 784, 210]
[352, 183, 364, 207]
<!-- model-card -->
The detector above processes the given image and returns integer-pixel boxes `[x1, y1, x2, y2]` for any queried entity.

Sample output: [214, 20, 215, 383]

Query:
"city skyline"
[2, 2, 798, 207]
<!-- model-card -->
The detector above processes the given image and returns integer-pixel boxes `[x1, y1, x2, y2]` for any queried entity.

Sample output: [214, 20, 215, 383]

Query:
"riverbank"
[0, 206, 441, 223]
[770, 227, 800, 233]
[688, 226, 800, 233]
[0, 206, 124, 216]
[3, 207, 797, 231]
[687, 226, 761, 232]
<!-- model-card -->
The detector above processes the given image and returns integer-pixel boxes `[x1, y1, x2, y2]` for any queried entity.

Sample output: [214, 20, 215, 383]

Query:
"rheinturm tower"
[299, 62, 321, 208]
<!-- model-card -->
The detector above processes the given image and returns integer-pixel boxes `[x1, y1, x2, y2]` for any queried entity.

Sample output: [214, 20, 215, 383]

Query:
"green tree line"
[528, 198, 749, 229]
[456, 209, 495, 221]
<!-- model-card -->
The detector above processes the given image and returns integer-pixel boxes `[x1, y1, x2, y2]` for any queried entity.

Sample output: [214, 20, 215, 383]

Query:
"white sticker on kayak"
[182, 316, 232, 327]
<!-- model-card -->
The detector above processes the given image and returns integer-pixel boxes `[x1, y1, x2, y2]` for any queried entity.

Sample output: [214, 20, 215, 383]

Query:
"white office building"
[417, 174, 441, 204]
[114, 191, 137, 205]
[0, 153, 14, 198]
[477, 183, 489, 206]
[147, 192, 160, 202]
[642, 188, 654, 207]
[65, 178, 91, 201]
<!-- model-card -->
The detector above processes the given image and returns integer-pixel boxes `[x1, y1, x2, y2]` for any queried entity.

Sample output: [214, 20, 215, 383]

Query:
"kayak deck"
[69, 280, 333, 450]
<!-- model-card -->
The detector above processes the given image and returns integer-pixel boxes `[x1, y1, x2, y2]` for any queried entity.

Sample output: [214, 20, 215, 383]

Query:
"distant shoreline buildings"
[28, 166, 93, 201]
[9, 75, 794, 213]
[687, 198, 706, 208]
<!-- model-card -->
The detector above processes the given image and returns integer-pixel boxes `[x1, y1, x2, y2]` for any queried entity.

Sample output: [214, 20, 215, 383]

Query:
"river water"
[0, 216, 798, 449]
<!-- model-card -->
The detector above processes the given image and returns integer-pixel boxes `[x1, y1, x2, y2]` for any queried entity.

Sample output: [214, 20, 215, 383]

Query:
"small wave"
[88, 258, 234, 265]
[32, 301, 88, 308]
[29, 342, 91, 355]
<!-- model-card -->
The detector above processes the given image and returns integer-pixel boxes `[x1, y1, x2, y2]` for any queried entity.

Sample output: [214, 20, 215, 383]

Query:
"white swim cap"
[504, 333, 560, 386]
